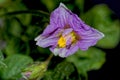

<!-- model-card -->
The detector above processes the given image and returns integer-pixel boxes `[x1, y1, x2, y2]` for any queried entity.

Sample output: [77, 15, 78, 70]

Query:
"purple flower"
[35, 3, 104, 57]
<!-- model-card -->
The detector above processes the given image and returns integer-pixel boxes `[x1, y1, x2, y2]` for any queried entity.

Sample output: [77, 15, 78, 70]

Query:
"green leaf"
[0, 54, 33, 80]
[96, 20, 120, 48]
[81, 4, 120, 48]
[43, 61, 80, 80]
[66, 47, 105, 75]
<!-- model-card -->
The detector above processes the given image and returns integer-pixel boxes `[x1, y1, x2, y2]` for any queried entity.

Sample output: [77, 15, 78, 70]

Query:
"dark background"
[86, 0, 120, 80]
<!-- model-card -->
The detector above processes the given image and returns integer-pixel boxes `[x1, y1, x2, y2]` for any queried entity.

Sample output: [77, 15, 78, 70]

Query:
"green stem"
[0, 10, 50, 17]
[85, 72, 88, 80]
[45, 53, 54, 65]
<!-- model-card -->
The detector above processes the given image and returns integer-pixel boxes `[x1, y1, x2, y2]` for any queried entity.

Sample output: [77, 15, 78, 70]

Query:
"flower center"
[57, 32, 77, 48]
[57, 36, 66, 48]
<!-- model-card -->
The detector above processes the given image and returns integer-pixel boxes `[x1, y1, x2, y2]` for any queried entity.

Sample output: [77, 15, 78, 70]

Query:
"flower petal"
[62, 28, 73, 35]
[50, 42, 79, 57]
[35, 35, 58, 48]
[52, 48, 67, 57]
[65, 42, 79, 57]
[81, 28, 104, 39]
[78, 40, 97, 50]
[35, 28, 62, 48]
[78, 27, 104, 50]
[42, 25, 58, 36]
[50, 3, 73, 28]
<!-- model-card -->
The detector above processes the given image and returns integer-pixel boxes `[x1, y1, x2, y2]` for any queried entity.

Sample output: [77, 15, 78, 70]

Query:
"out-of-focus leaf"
[43, 61, 80, 80]
[26, 25, 43, 40]
[10, 19, 22, 37]
[1, 17, 23, 40]
[42, 71, 53, 80]
[0, 50, 7, 69]
[96, 20, 120, 48]
[6, 1, 27, 12]
[0, 18, 4, 27]
[0, 50, 4, 61]
[5, 38, 21, 56]
[41, 0, 57, 11]
[41, 0, 76, 12]
[0, 0, 8, 7]
[15, 14, 32, 26]
[0, 0, 25, 15]
[81, 4, 120, 48]
[0, 54, 33, 80]
[0, 0, 6, 4]
[53, 61, 75, 80]
[66, 47, 105, 75]
[75, 0, 84, 13]
[0, 40, 6, 49]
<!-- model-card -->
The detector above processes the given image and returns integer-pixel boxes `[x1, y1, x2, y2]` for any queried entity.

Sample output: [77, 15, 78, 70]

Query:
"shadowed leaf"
[0, 54, 33, 80]
[66, 47, 105, 76]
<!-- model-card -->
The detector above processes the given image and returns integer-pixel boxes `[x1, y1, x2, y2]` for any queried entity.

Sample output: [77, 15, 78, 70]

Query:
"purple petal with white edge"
[40, 3, 70, 36]
[50, 42, 79, 57]
[35, 28, 62, 48]
[50, 3, 73, 28]
[35, 28, 62, 41]
[78, 27, 104, 50]
[49, 47, 62, 56]
[53, 48, 68, 57]
[81, 28, 104, 39]
[36, 35, 58, 48]
[42, 25, 58, 36]
[51, 3, 91, 32]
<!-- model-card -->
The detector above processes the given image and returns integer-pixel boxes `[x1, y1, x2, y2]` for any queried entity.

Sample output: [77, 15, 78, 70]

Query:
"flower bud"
[22, 61, 48, 80]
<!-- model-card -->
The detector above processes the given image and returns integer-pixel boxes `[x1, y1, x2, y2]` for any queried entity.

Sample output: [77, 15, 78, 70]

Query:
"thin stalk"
[44, 53, 54, 66]
[0, 10, 50, 17]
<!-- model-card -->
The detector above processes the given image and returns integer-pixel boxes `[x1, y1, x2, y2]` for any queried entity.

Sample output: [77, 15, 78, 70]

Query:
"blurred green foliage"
[0, 54, 33, 80]
[67, 47, 105, 76]
[43, 61, 80, 80]
[0, 50, 7, 69]
[0, 0, 119, 80]
[81, 4, 120, 48]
